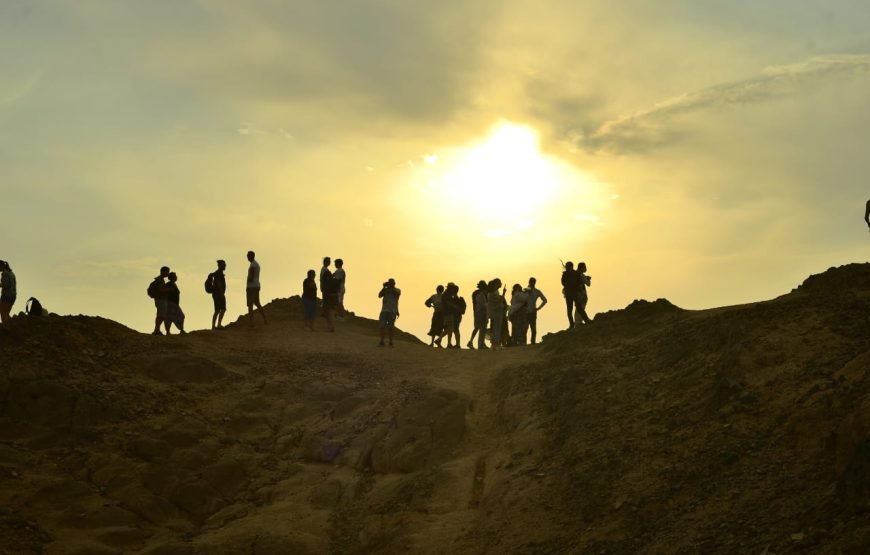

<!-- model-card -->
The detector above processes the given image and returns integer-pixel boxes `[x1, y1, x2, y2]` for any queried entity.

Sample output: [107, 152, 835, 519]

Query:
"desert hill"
[0, 265, 868, 554]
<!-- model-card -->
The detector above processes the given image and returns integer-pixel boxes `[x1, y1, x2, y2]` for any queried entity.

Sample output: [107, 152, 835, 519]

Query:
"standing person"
[165, 272, 187, 335]
[209, 260, 227, 330]
[425, 285, 445, 347]
[319, 259, 336, 332]
[454, 287, 467, 349]
[509, 284, 529, 346]
[561, 261, 579, 329]
[575, 262, 593, 325]
[0, 260, 17, 324]
[467, 280, 489, 349]
[486, 279, 507, 350]
[524, 277, 548, 345]
[378, 278, 401, 347]
[302, 269, 317, 331]
[441, 283, 461, 348]
[148, 266, 171, 336]
[333, 258, 347, 318]
[246, 251, 267, 326]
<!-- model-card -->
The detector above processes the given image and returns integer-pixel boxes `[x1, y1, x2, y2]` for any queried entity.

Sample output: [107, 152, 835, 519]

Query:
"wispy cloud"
[578, 54, 870, 152]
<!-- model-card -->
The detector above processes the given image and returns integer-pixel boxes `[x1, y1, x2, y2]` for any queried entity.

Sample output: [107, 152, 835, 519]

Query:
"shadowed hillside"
[1, 268, 868, 554]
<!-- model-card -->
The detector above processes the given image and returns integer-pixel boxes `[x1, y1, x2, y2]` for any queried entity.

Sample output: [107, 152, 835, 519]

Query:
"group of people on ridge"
[302, 257, 348, 332]
[561, 261, 592, 329]
[424, 276, 551, 350]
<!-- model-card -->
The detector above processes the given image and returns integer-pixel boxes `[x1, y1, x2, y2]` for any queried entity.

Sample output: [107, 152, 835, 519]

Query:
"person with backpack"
[206, 259, 227, 330]
[246, 251, 267, 327]
[165, 272, 187, 335]
[148, 266, 170, 335]
[524, 277, 548, 344]
[467, 280, 488, 349]
[0, 260, 17, 324]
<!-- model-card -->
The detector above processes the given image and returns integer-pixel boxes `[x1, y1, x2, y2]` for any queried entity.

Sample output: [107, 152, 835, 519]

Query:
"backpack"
[26, 297, 44, 316]
[457, 297, 467, 315]
[147, 279, 160, 299]
[204, 273, 215, 294]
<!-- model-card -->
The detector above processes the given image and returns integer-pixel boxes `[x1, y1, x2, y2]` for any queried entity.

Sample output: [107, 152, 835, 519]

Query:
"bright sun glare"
[423, 122, 561, 227]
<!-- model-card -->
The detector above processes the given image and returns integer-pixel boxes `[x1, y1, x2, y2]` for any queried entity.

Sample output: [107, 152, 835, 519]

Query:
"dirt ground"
[0, 264, 868, 554]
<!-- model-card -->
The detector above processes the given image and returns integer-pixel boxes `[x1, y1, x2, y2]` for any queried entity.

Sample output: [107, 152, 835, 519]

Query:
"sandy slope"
[1, 265, 869, 554]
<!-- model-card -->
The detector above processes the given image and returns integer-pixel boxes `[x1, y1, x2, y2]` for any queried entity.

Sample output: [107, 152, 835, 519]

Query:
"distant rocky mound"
[1, 268, 868, 554]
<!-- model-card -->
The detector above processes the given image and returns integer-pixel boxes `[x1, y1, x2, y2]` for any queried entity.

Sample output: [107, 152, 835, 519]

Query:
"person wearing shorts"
[211, 260, 227, 329]
[0, 260, 17, 324]
[378, 278, 401, 347]
[302, 269, 317, 331]
[246, 251, 267, 326]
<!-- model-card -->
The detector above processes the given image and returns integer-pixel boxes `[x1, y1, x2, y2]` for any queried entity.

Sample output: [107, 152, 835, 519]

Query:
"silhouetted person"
[165, 272, 186, 335]
[319, 258, 336, 332]
[209, 260, 227, 330]
[524, 277, 548, 344]
[454, 287, 467, 349]
[425, 285, 445, 347]
[302, 269, 317, 331]
[865, 199, 870, 231]
[509, 283, 529, 346]
[0, 260, 16, 324]
[441, 283, 464, 348]
[575, 262, 592, 325]
[246, 251, 267, 326]
[561, 261, 579, 329]
[468, 280, 488, 349]
[334, 258, 347, 318]
[378, 278, 401, 347]
[148, 266, 170, 335]
[486, 279, 507, 350]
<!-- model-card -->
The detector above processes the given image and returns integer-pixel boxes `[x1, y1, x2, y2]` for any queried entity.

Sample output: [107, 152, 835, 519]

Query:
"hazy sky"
[2, 0, 869, 338]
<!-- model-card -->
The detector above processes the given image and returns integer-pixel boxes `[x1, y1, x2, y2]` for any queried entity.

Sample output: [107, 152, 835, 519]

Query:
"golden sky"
[2, 1, 870, 338]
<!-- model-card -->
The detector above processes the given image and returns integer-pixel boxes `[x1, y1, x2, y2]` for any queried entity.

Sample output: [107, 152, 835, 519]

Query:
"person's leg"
[388, 323, 394, 345]
[565, 296, 575, 329]
[478, 312, 487, 349]
[379, 315, 386, 344]
[256, 290, 267, 323]
[217, 309, 225, 328]
[0, 301, 10, 323]
[529, 312, 537, 344]
[577, 296, 591, 324]
[212, 310, 218, 330]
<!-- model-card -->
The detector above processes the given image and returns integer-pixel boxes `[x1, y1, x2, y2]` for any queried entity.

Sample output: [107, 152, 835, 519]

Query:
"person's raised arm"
[378, 286, 386, 298]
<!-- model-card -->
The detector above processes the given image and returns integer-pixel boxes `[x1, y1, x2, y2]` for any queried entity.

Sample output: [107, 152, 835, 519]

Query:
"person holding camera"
[378, 278, 401, 347]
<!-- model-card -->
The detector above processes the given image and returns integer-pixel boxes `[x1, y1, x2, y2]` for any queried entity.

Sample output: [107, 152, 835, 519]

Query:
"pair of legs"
[575, 295, 592, 325]
[511, 312, 528, 345]
[489, 312, 504, 350]
[528, 311, 538, 344]
[428, 311, 444, 347]
[323, 296, 336, 331]
[212, 294, 226, 329]
[468, 310, 487, 349]
[165, 304, 186, 335]
[564, 294, 576, 329]
[153, 299, 167, 335]
[303, 297, 316, 331]
[247, 287, 267, 326]
[0, 297, 14, 323]
[379, 311, 396, 346]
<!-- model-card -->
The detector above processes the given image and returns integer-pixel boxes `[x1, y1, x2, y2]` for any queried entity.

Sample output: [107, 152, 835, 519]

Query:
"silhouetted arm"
[378, 287, 386, 298]
[537, 292, 548, 311]
[865, 199, 870, 229]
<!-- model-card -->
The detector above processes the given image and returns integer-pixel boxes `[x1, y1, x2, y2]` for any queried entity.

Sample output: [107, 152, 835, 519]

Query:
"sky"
[2, 0, 869, 339]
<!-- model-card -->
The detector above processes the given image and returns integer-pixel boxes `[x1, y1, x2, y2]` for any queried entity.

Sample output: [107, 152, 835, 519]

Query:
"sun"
[420, 122, 561, 228]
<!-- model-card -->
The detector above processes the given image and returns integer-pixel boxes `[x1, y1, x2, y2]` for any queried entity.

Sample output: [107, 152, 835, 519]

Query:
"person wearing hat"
[0, 260, 16, 323]
[467, 279, 489, 349]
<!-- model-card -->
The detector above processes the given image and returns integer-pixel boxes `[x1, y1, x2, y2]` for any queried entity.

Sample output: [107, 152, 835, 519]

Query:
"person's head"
[528, 277, 537, 287]
[578, 262, 587, 273]
[385, 278, 396, 288]
[307, 269, 316, 279]
[489, 278, 501, 291]
[217, 259, 226, 270]
[436, 284, 445, 294]
[168, 272, 178, 282]
[247, 251, 255, 261]
[477, 280, 487, 290]
[0, 260, 8, 271]
[159, 266, 170, 277]
[323, 257, 331, 267]
[512, 283, 522, 293]
[335, 258, 343, 268]
[564, 261, 574, 271]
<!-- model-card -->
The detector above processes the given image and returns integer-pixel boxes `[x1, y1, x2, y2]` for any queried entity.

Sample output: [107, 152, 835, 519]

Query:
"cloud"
[578, 54, 870, 153]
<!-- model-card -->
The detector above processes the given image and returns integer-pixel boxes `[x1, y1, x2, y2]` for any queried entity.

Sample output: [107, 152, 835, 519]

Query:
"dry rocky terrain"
[1, 264, 868, 554]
